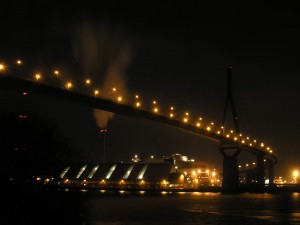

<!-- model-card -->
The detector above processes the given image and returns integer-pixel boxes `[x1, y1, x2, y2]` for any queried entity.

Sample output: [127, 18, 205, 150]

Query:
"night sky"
[1, 1, 299, 178]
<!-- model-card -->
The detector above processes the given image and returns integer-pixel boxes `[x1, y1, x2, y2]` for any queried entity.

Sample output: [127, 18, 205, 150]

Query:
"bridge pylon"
[220, 67, 241, 192]
[220, 143, 240, 192]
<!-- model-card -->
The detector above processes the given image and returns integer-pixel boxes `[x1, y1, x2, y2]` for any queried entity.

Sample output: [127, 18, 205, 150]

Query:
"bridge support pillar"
[268, 160, 274, 188]
[256, 154, 265, 191]
[222, 155, 240, 193]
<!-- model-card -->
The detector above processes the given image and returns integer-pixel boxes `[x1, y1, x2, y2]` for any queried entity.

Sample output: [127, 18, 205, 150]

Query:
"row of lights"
[0, 59, 274, 155]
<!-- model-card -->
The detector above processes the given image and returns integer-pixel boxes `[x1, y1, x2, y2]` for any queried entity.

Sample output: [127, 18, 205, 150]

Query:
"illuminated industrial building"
[57, 153, 221, 190]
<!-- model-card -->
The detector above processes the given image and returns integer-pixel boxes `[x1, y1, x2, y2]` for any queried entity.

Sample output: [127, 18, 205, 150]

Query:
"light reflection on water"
[84, 191, 300, 225]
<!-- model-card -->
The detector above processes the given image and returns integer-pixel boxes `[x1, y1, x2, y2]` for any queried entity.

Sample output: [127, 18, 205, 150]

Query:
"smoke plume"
[72, 19, 132, 128]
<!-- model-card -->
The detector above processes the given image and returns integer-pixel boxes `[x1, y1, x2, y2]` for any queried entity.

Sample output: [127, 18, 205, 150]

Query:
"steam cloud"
[72, 20, 132, 128]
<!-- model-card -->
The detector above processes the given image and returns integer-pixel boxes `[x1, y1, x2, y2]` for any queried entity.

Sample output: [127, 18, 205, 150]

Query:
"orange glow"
[0, 64, 5, 71]
[94, 90, 99, 96]
[35, 73, 41, 80]
[85, 79, 91, 85]
[54, 70, 59, 75]
[117, 96, 123, 102]
[136, 102, 141, 107]
[66, 82, 72, 89]
[16, 60, 22, 65]
[153, 107, 158, 113]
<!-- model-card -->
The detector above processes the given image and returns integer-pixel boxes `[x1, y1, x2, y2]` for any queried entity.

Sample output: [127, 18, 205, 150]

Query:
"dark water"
[2, 188, 300, 225]
[83, 190, 300, 225]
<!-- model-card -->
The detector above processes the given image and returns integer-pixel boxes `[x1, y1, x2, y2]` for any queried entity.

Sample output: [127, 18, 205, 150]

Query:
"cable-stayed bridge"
[0, 60, 277, 192]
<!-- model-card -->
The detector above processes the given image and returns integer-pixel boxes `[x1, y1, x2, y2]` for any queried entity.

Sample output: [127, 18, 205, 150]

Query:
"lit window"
[60, 166, 70, 178]
[106, 164, 117, 179]
[137, 164, 148, 180]
[76, 165, 87, 179]
[88, 165, 99, 179]
[123, 165, 134, 179]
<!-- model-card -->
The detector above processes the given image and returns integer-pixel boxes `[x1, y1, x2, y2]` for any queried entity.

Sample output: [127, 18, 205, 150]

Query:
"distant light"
[136, 102, 141, 107]
[260, 142, 264, 147]
[22, 92, 28, 96]
[94, 90, 99, 96]
[66, 82, 72, 89]
[185, 112, 189, 116]
[16, 60, 22, 65]
[153, 100, 156, 104]
[206, 126, 211, 131]
[112, 87, 117, 92]
[85, 79, 91, 85]
[183, 118, 188, 123]
[54, 70, 59, 75]
[35, 73, 41, 81]
[0, 64, 5, 71]
[169, 113, 174, 118]
[170, 106, 174, 110]
[135, 95, 139, 99]
[293, 170, 299, 177]
[117, 96, 122, 102]
[196, 122, 201, 127]
[153, 107, 158, 113]
[151, 155, 154, 159]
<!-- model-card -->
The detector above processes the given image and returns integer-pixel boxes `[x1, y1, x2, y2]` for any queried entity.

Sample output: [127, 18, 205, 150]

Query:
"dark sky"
[1, 1, 299, 178]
